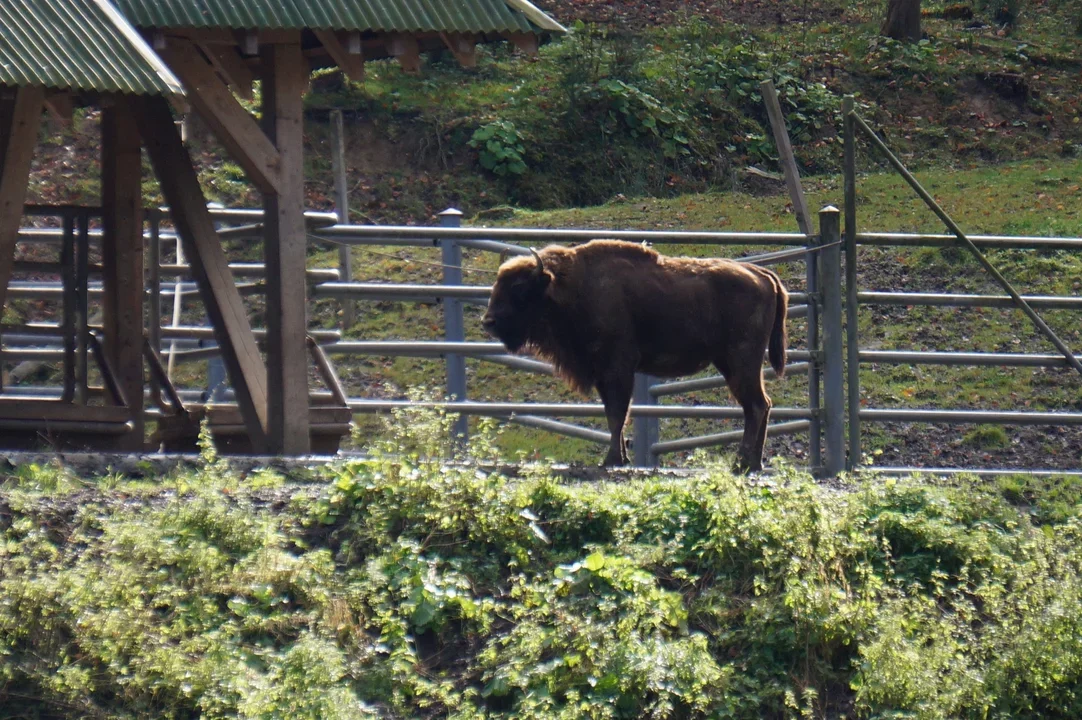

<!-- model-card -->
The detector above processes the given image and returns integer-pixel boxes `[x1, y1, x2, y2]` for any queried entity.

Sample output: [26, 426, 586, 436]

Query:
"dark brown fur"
[482, 239, 788, 470]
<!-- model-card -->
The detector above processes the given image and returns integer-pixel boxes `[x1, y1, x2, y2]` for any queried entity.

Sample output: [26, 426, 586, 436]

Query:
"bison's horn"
[530, 248, 545, 275]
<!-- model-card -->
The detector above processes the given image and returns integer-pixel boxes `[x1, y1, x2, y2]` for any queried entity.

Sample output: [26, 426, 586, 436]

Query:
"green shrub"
[469, 120, 528, 177]
[4, 407, 1082, 718]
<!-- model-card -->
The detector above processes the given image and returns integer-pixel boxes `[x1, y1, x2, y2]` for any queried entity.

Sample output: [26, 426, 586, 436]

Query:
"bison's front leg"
[596, 370, 634, 467]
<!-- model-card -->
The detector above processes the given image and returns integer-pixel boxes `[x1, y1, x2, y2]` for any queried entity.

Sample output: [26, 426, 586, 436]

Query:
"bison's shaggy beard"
[523, 308, 596, 398]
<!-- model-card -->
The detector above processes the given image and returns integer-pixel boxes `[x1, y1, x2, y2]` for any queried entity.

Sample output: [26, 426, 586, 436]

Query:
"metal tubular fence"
[4, 204, 833, 473]
[843, 96, 1082, 475]
[9, 134, 1081, 475]
[305, 211, 835, 472]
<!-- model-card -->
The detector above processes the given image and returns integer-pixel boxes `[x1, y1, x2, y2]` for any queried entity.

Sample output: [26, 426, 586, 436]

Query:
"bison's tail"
[768, 275, 788, 377]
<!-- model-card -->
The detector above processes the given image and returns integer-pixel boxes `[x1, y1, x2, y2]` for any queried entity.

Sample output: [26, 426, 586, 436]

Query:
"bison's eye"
[509, 281, 535, 306]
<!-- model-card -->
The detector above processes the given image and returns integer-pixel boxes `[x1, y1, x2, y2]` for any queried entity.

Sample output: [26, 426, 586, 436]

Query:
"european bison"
[481, 239, 789, 471]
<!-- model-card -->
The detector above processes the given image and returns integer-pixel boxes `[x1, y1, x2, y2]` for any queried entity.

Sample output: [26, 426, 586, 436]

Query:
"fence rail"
[3, 203, 834, 473]
[5, 153, 1082, 475]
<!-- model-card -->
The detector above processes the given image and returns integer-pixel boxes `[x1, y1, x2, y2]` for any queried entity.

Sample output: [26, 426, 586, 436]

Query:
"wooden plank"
[760, 79, 812, 236]
[199, 43, 255, 100]
[101, 95, 145, 449]
[389, 35, 422, 73]
[132, 94, 269, 450]
[0, 92, 14, 169]
[0, 399, 131, 423]
[505, 32, 539, 56]
[158, 39, 282, 195]
[0, 86, 45, 313]
[439, 32, 477, 68]
[261, 43, 311, 454]
[313, 30, 364, 81]
[0, 90, 13, 378]
[167, 28, 233, 45]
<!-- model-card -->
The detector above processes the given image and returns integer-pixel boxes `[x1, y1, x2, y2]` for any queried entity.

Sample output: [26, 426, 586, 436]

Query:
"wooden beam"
[158, 39, 282, 195]
[199, 43, 255, 100]
[440, 32, 477, 68]
[313, 30, 364, 81]
[261, 43, 311, 455]
[760, 79, 812, 236]
[45, 92, 73, 125]
[132, 94, 269, 449]
[389, 34, 422, 74]
[505, 31, 540, 56]
[0, 92, 13, 171]
[0, 399, 131, 423]
[101, 95, 145, 449]
[0, 86, 44, 313]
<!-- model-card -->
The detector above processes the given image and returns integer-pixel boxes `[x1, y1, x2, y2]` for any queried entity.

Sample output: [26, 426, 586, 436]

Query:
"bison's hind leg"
[716, 353, 773, 473]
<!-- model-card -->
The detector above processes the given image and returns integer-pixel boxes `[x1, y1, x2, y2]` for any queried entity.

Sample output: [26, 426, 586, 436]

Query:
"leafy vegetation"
[3, 411, 1082, 718]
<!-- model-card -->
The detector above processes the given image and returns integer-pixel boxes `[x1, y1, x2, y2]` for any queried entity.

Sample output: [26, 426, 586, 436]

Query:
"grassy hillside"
[3, 416, 1082, 718]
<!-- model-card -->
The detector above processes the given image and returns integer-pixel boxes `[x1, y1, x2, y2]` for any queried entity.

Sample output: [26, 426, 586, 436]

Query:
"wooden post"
[760, 79, 812, 237]
[0, 86, 45, 312]
[101, 96, 145, 449]
[843, 96, 861, 470]
[261, 43, 311, 455]
[132, 94, 269, 450]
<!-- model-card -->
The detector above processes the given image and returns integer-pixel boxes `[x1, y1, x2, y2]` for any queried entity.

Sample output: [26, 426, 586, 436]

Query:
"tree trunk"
[881, 0, 922, 42]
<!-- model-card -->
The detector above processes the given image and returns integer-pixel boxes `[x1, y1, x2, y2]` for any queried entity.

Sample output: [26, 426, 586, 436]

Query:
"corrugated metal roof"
[0, 0, 184, 95]
[113, 0, 565, 33]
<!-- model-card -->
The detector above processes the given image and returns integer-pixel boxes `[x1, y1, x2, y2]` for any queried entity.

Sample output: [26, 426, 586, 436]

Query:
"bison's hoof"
[733, 457, 763, 475]
[602, 451, 626, 468]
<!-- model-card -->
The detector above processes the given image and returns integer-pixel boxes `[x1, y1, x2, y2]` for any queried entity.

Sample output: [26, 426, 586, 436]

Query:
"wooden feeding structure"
[0, 0, 564, 455]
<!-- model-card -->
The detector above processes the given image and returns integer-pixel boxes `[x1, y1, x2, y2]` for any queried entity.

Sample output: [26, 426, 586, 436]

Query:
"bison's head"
[482, 249, 552, 353]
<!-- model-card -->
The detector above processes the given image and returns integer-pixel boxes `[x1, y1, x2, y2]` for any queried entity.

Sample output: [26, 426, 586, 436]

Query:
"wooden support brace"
[505, 31, 539, 57]
[0, 399, 131, 422]
[101, 95, 145, 448]
[760, 79, 812, 236]
[389, 34, 422, 73]
[45, 92, 74, 125]
[440, 32, 478, 68]
[159, 39, 282, 195]
[314, 30, 364, 81]
[133, 94, 269, 449]
[198, 43, 255, 100]
[0, 85, 45, 313]
[261, 43, 311, 454]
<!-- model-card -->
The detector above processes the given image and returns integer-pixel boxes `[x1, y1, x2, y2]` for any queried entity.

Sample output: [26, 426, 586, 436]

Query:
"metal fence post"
[439, 208, 468, 445]
[147, 209, 162, 409]
[805, 229, 822, 476]
[75, 211, 90, 406]
[330, 109, 355, 329]
[819, 206, 845, 477]
[204, 203, 227, 402]
[633, 373, 659, 467]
